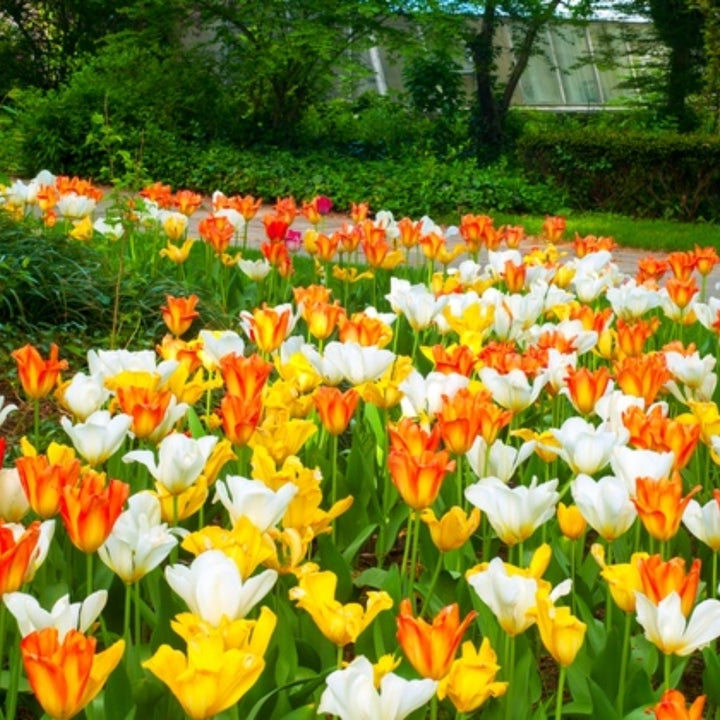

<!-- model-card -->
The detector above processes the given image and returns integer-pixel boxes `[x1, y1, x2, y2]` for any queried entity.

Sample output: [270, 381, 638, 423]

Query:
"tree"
[189, 0, 403, 142]
[0, 0, 138, 94]
[405, 0, 595, 161]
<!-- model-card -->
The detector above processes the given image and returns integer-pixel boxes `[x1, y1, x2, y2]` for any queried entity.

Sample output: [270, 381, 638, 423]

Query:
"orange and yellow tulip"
[396, 599, 477, 680]
[634, 475, 700, 542]
[638, 555, 700, 617]
[557, 502, 587, 540]
[161, 294, 200, 337]
[652, 689, 706, 720]
[313, 386, 359, 435]
[59, 469, 129, 553]
[564, 366, 611, 415]
[21, 628, 124, 720]
[420, 506, 481, 552]
[0, 520, 41, 595]
[11, 344, 68, 400]
[388, 447, 455, 511]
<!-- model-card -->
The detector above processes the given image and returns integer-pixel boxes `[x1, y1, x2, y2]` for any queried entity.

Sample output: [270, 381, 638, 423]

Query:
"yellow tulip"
[289, 570, 393, 646]
[153, 477, 208, 523]
[437, 639, 508, 713]
[69, 216, 94, 242]
[591, 544, 649, 613]
[143, 635, 264, 720]
[533, 588, 586, 667]
[171, 606, 277, 654]
[181, 519, 275, 580]
[421, 506, 481, 552]
[160, 237, 195, 264]
[557, 502, 587, 540]
[248, 414, 317, 466]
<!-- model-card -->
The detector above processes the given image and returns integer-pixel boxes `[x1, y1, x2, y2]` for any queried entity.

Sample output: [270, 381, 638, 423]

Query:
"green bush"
[517, 128, 720, 221]
[139, 144, 566, 218]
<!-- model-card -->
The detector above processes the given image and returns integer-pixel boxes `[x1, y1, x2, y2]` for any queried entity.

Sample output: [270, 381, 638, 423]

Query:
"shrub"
[517, 128, 720, 221]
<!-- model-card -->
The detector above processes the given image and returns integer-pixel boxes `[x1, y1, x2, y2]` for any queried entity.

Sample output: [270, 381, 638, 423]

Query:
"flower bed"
[0, 171, 719, 719]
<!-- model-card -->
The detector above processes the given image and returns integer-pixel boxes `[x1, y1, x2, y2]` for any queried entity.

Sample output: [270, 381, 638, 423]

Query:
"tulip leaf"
[185, 406, 205, 438]
[316, 535, 352, 601]
[341, 523, 377, 564]
[630, 635, 658, 677]
[245, 674, 329, 720]
[590, 627, 621, 702]
[703, 646, 720, 706]
[353, 567, 388, 590]
[587, 676, 620, 720]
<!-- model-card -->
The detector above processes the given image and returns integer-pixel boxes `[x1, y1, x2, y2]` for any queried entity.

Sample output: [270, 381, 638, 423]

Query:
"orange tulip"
[243, 304, 293, 354]
[573, 234, 615, 258]
[220, 393, 263, 447]
[115, 385, 173, 439]
[633, 475, 700, 542]
[304, 301, 345, 341]
[436, 387, 488, 455]
[350, 202, 369, 225]
[59, 469, 130, 553]
[313, 386, 359, 435]
[273, 196, 297, 224]
[425, 344, 476, 377]
[172, 189, 203, 216]
[694, 245, 719, 276]
[260, 240, 293, 277]
[564, 366, 611, 415]
[459, 214, 493, 254]
[667, 251, 697, 281]
[161, 294, 200, 337]
[636, 256, 669, 286]
[397, 217, 422, 249]
[21, 628, 124, 720]
[616, 317, 660, 357]
[652, 689, 706, 720]
[614, 353, 670, 406]
[199, 215, 235, 255]
[503, 225, 525, 249]
[419, 232, 447, 262]
[140, 181, 173, 207]
[338, 312, 393, 348]
[542, 215, 566, 242]
[388, 417, 442, 456]
[396, 599, 477, 680]
[503, 259, 527, 293]
[388, 447, 455, 510]
[638, 555, 700, 617]
[16, 449, 81, 519]
[219, 353, 273, 403]
[0, 520, 40, 595]
[12, 344, 68, 400]
[666, 277, 699, 310]
[214, 193, 261, 222]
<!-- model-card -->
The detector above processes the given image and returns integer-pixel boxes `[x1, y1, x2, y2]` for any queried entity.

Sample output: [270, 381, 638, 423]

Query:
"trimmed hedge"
[516, 129, 720, 222]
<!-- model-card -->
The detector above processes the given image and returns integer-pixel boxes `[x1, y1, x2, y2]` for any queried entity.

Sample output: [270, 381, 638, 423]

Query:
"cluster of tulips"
[1, 171, 720, 719]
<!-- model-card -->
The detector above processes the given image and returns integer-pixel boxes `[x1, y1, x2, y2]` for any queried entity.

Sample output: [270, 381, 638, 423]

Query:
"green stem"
[86, 552, 93, 595]
[555, 665, 566, 720]
[664, 652, 672, 692]
[124, 583, 132, 645]
[504, 633, 515, 720]
[617, 612, 632, 717]
[408, 512, 422, 599]
[134, 581, 141, 645]
[713, 551, 718, 600]
[456, 456, 464, 507]
[401, 510, 413, 594]
[337, 644, 344, 669]
[429, 694, 438, 720]
[420, 552, 443, 618]
[33, 398, 40, 450]
[0, 606, 6, 717]
[5, 633, 20, 720]
[331, 435, 339, 542]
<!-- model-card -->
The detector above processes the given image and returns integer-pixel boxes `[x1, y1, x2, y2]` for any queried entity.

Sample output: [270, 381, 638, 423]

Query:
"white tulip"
[213, 476, 297, 532]
[61, 410, 132, 466]
[0, 468, 30, 522]
[610, 445, 675, 496]
[165, 550, 277, 625]
[4, 590, 107, 641]
[550, 416, 619, 476]
[683, 498, 720, 552]
[318, 656, 437, 720]
[570, 474, 637, 542]
[465, 437, 535, 484]
[635, 591, 720, 656]
[465, 476, 559, 545]
[399, 370, 469, 417]
[479, 367, 548, 413]
[123, 433, 217, 494]
[59, 372, 110, 420]
[98, 492, 178, 583]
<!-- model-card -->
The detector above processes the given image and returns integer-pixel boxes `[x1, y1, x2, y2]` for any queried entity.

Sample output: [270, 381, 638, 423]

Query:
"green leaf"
[703, 646, 720, 706]
[186, 406, 205, 438]
[316, 534, 352, 601]
[342, 523, 377, 564]
[587, 676, 621, 720]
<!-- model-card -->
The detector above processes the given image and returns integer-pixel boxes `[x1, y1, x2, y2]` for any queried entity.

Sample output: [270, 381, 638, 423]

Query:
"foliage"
[0, 0, 139, 95]
[517, 127, 720, 220]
